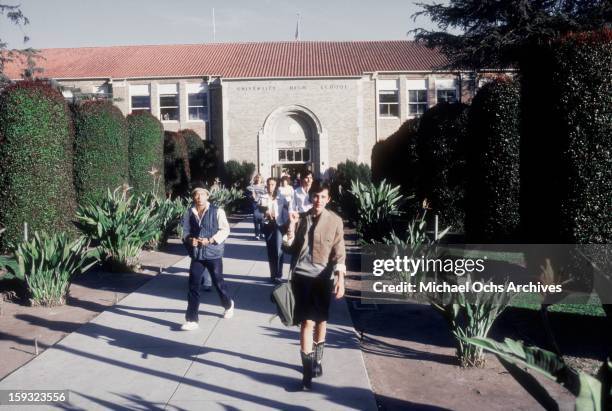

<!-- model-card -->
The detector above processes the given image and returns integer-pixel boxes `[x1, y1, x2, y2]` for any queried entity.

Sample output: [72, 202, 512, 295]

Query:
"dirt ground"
[342, 227, 610, 411]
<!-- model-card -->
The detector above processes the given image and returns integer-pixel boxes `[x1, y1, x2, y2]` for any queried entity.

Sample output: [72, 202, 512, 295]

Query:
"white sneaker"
[223, 300, 235, 319]
[181, 321, 199, 331]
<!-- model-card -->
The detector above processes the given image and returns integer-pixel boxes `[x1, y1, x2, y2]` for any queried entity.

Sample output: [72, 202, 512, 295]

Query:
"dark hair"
[308, 181, 330, 198]
[266, 177, 278, 199]
[302, 170, 314, 179]
[281, 175, 291, 184]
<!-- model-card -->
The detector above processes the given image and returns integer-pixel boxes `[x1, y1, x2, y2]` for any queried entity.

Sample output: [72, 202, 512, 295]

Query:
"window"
[407, 79, 428, 117]
[437, 89, 457, 103]
[378, 79, 399, 117]
[436, 79, 458, 103]
[187, 83, 208, 121]
[130, 84, 150, 113]
[278, 148, 310, 163]
[159, 83, 179, 121]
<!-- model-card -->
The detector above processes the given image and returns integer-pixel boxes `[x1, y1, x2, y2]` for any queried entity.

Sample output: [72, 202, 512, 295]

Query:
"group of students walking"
[179, 172, 346, 391]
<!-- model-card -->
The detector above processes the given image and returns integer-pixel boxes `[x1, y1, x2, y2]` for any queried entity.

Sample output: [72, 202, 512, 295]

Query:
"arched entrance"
[258, 105, 328, 178]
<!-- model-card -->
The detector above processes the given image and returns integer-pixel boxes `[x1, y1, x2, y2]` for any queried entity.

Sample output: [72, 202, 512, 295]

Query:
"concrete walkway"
[0, 220, 376, 410]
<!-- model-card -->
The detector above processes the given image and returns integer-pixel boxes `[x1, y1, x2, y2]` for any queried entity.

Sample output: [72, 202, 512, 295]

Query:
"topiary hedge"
[127, 111, 164, 196]
[223, 160, 255, 189]
[73, 100, 129, 204]
[330, 160, 371, 222]
[181, 129, 219, 186]
[465, 78, 521, 243]
[553, 30, 611, 244]
[164, 131, 191, 198]
[416, 103, 470, 233]
[0, 80, 77, 249]
[371, 118, 420, 196]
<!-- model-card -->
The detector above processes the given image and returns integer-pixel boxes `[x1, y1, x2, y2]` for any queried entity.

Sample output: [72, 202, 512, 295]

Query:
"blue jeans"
[263, 222, 284, 280]
[253, 204, 264, 237]
[186, 258, 232, 322]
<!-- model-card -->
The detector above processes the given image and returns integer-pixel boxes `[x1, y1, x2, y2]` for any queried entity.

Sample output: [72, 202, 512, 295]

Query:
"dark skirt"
[292, 274, 334, 323]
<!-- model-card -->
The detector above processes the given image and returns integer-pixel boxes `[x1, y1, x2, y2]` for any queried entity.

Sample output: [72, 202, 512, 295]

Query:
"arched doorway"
[258, 105, 327, 179]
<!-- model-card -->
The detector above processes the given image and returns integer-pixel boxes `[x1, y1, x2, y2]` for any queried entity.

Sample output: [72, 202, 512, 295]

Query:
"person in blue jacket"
[180, 187, 234, 330]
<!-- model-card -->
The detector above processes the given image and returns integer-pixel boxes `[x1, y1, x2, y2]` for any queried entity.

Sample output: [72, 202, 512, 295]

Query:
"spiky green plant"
[141, 193, 188, 249]
[429, 273, 514, 368]
[349, 179, 408, 243]
[465, 337, 610, 411]
[3, 232, 97, 306]
[209, 185, 244, 214]
[383, 207, 450, 295]
[75, 186, 160, 272]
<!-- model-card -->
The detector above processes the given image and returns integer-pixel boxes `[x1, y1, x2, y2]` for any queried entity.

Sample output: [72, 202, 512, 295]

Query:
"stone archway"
[257, 105, 328, 178]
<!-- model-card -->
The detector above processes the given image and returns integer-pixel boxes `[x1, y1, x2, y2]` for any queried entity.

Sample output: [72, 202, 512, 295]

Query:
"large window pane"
[131, 95, 150, 109]
[303, 149, 310, 162]
[160, 107, 179, 121]
[160, 94, 178, 107]
[189, 107, 207, 121]
[379, 91, 398, 103]
[188, 93, 206, 106]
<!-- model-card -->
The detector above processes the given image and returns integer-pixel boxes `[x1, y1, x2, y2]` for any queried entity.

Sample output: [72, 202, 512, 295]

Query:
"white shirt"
[258, 193, 288, 227]
[292, 186, 312, 213]
[278, 185, 294, 208]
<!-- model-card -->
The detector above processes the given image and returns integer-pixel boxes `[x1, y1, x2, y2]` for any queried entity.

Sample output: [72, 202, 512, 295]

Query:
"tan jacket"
[282, 208, 346, 273]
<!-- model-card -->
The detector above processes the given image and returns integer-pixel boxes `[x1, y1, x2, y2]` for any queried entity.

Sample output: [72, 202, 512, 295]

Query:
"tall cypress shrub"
[416, 103, 470, 232]
[127, 111, 164, 196]
[466, 78, 521, 243]
[0, 80, 77, 249]
[181, 129, 219, 186]
[73, 100, 129, 204]
[164, 131, 191, 198]
[553, 30, 612, 244]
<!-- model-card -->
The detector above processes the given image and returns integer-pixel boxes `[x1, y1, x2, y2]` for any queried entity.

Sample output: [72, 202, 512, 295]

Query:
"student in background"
[259, 177, 288, 283]
[292, 170, 313, 213]
[247, 174, 266, 239]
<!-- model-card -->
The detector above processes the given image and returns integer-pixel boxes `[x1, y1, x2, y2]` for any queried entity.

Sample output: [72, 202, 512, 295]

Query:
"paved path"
[0, 220, 376, 410]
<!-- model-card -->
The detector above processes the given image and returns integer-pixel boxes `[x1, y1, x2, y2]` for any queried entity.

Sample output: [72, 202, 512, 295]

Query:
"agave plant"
[349, 179, 408, 243]
[383, 207, 450, 296]
[465, 337, 610, 410]
[430, 273, 514, 367]
[209, 185, 244, 214]
[3, 231, 97, 306]
[138, 192, 188, 249]
[75, 186, 161, 272]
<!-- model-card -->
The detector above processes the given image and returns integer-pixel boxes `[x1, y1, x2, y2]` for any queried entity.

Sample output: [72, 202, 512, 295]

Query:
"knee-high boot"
[313, 341, 324, 378]
[300, 351, 314, 390]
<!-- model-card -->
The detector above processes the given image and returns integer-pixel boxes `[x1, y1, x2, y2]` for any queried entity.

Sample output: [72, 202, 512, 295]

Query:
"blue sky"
[1, 0, 440, 49]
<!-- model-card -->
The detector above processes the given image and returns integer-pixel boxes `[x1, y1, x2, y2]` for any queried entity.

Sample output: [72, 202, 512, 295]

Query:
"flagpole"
[212, 8, 216, 42]
[295, 13, 300, 41]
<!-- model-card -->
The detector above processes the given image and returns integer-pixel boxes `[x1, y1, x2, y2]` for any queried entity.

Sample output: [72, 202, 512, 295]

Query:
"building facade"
[7, 41, 491, 178]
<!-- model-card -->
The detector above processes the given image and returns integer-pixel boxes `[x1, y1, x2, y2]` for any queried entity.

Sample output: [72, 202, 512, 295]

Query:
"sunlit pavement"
[0, 220, 376, 410]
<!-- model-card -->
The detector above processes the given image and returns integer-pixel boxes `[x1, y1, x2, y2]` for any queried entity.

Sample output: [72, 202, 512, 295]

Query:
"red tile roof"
[5, 41, 448, 80]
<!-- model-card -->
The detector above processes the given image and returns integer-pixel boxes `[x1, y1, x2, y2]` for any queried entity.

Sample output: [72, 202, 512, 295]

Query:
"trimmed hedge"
[371, 118, 420, 195]
[416, 103, 470, 232]
[181, 129, 219, 186]
[0, 80, 77, 249]
[553, 30, 612, 243]
[164, 131, 191, 198]
[223, 160, 255, 189]
[330, 160, 371, 223]
[127, 111, 165, 196]
[465, 78, 521, 242]
[73, 100, 129, 204]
